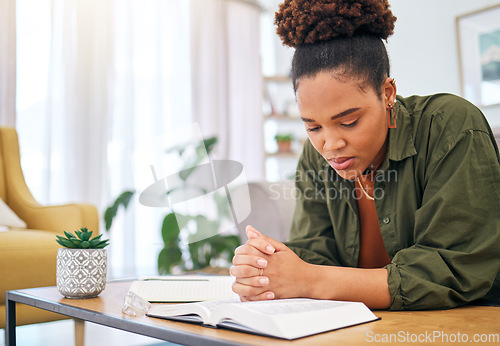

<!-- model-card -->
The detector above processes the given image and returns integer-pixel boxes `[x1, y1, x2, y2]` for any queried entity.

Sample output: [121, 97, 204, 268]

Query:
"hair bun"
[275, 0, 397, 47]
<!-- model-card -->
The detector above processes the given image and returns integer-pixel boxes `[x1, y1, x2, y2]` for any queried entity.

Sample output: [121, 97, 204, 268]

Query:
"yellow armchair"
[0, 127, 99, 329]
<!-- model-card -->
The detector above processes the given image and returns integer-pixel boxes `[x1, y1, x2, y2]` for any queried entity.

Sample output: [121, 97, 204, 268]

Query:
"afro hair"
[275, 0, 397, 47]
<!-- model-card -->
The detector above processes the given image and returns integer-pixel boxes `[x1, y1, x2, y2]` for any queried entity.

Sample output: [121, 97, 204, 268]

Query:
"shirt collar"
[385, 97, 417, 163]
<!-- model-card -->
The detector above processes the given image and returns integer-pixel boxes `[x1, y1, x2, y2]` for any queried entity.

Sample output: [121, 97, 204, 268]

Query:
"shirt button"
[383, 217, 390, 224]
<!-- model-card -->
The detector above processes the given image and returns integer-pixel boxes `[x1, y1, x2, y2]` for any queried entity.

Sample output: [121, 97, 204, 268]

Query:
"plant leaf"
[69, 238, 82, 247]
[80, 229, 92, 241]
[157, 245, 182, 275]
[161, 212, 183, 244]
[89, 236, 103, 247]
[188, 241, 202, 270]
[56, 236, 76, 248]
[104, 190, 135, 231]
[104, 205, 118, 230]
[90, 234, 103, 242]
[94, 240, 110, 249]
[178, 137, 218, 181]
[202, 136, 218, 155]
[64, 231, 77, 239]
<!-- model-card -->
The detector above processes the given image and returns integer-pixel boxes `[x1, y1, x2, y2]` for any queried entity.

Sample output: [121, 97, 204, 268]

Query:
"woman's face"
[296, 71, 395, 180]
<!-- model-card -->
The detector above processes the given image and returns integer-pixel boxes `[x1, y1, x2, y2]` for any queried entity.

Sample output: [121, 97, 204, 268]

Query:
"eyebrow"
[301, 107, 361, 123]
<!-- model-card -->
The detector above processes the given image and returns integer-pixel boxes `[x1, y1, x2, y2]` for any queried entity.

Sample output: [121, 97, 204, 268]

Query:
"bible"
[147, 297, 379, 340]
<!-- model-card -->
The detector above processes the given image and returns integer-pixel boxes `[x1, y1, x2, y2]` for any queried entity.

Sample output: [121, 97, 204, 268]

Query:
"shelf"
[263, 75, 300, 180]
[265, 151, 299, 157]
[263, 75, 292, 83]
[264, 114, 301, 121]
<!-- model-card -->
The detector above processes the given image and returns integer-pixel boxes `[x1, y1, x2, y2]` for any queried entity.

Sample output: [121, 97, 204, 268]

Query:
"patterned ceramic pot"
[56, 248, 107, 299]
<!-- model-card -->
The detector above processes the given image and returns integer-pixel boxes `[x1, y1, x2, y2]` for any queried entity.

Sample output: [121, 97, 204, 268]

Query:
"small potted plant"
[56, 228, 109, 299]
[275, 133, 294, 152]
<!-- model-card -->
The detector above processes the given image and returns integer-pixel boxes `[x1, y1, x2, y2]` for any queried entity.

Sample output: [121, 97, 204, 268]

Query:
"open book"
[128, 275, 237, 302]
[147, 298, 379, 340]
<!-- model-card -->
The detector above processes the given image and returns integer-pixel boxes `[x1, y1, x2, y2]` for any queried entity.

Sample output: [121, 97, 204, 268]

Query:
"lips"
[327, 157, 355, 171]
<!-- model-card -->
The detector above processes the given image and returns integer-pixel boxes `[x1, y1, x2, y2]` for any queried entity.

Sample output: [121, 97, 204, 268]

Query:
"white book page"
[210, 299, 378, 340]
[129, 275, 237, 302]
[148, 297, 379, 339]
[234, 298, 344, 315]
[147, 298, 240, 325]
[148, 302, 211, 323]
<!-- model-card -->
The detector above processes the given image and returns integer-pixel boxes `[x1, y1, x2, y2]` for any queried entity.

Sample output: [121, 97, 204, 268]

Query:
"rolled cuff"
[386, 263, 404, 311]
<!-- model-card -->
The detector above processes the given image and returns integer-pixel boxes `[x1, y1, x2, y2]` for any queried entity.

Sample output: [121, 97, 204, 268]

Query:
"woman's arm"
[231, 226, 391, 309]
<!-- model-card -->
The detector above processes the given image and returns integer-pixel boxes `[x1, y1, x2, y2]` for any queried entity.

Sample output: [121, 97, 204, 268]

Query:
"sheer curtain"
[108, 0, 192, 276]
[190, 0, 264, 181]
[15, 0, 262, 277]
[0, 0, 16, 126]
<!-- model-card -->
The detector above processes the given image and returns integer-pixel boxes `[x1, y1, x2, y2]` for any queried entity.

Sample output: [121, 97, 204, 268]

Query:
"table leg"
[5, 295, 16, 346]
[75, 319, 85, 346]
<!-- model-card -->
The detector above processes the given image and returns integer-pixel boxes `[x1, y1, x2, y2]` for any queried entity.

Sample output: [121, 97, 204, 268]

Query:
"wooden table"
[6, 281, 500, 345]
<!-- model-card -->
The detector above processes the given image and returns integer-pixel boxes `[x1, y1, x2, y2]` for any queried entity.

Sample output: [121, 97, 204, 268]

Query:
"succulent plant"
[56, 227, 109, 249]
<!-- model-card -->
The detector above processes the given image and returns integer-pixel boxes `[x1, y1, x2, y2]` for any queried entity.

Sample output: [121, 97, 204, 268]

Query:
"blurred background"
[2, 0, 499, 278]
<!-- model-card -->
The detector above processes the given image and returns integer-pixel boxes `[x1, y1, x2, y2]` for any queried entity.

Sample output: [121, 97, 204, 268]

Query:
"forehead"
[295, 71, 383, 121]
[296, 73, 366, 106]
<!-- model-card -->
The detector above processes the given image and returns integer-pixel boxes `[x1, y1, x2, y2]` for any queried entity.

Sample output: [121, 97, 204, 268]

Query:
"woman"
[230, 0, 500, 310]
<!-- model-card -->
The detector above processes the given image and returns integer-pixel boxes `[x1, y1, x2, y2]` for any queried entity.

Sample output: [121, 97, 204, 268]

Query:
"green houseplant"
[104, 137, 241, 274]
[275, 133, 294, 152]
[56, 228, 109, 298]
[56, 227, 109, 249]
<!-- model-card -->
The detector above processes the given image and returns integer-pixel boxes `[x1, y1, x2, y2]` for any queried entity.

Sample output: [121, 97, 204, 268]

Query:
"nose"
[323, 133, 346, 153]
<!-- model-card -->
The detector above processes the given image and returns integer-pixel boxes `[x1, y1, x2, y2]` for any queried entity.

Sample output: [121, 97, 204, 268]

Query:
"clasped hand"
[230, 225, 309, 301]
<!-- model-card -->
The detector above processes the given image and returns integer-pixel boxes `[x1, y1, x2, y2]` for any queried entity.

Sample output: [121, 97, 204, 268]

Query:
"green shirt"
[286, 94, 500, 310]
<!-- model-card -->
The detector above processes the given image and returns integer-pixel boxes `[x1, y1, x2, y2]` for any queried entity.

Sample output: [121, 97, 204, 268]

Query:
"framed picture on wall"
[456, 4, 500, 107]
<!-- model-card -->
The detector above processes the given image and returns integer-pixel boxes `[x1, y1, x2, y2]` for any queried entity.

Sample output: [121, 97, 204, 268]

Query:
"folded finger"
[230, 264, 262, 278]
[235, 276, 269, 287]
[246, 225, 286, 251]
[234, 244, 268, 256]
[232, 254, 267, 268]
[232, 281, 268, 297]
[240, 291, 275, 302]
[246, 237, 276, 255]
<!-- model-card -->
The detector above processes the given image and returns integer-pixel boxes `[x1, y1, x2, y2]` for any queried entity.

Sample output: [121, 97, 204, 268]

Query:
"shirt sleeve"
[386, 126, 500, 310]
[285, 141, 341, 266]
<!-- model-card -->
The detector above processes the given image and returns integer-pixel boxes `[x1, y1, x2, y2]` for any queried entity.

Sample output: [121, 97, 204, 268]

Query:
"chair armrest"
[16, 202, 99, 235]
[0, 127, 99, 234]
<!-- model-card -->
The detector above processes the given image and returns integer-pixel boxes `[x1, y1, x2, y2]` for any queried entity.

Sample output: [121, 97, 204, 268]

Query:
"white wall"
[388, 0, 500, 127]
[264, 0, 500, 127]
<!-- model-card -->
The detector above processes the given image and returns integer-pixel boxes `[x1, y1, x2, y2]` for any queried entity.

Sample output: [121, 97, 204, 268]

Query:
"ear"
[382, 77, 397, 105]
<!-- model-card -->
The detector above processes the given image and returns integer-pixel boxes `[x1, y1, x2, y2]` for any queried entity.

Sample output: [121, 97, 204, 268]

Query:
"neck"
[363, 136, 388, 175]
[363, 155, 385, 176]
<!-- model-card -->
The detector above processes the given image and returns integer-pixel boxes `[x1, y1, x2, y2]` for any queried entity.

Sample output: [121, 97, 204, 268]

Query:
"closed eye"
[341, 119, 358, 128]
[305, 125, 321, 133]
